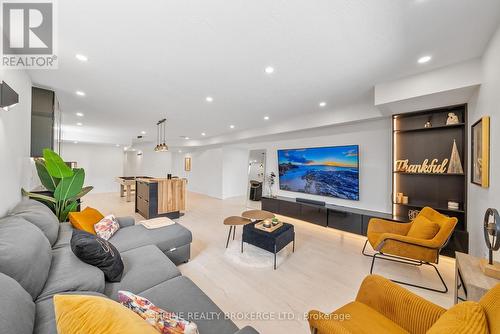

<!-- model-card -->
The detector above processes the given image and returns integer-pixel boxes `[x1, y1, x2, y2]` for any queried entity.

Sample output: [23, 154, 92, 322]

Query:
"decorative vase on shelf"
[447, 139, 464, 174]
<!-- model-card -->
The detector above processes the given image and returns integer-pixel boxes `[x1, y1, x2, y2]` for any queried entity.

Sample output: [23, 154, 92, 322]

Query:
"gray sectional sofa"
[0, 199, 259, 334]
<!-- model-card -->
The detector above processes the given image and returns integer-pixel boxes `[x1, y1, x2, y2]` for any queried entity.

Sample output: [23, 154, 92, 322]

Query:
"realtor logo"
[1, 0, 58, 69]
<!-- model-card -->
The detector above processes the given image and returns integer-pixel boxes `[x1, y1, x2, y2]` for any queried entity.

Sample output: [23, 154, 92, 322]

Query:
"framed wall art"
[471, 116, 490, 188]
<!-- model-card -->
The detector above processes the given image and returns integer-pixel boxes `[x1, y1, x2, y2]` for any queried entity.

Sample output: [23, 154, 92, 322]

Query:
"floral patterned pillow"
[118, 290, 199, 334]
[94, 214, 120, 240]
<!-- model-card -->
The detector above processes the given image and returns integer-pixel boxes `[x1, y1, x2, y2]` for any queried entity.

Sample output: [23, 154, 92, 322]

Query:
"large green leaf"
[21, 188, 57, 204]
[54, 168, 85, 202]
[59, 200, 78, 222]
[43, 149, 73, 178]
[66, 186, 93, 203]
[34, 159, 59, 192]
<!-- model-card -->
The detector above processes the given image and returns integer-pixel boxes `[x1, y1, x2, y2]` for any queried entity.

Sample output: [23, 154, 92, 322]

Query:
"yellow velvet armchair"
[362, 207, 457, 293]
[308, 275, 500, 334]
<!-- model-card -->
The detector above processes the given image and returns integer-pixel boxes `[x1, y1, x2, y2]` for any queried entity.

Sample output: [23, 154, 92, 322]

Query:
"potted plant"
[22, 149, 93, 222]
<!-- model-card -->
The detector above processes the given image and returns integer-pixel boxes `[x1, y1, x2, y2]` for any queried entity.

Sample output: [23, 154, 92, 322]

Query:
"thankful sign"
[395, 159, 449, 174]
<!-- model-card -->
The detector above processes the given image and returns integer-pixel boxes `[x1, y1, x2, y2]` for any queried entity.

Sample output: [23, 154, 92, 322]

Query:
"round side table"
[223, 216, 251, 248]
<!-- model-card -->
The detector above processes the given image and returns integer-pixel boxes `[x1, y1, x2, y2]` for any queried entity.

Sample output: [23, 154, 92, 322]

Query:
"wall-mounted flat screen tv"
[277, 145, 359, 200]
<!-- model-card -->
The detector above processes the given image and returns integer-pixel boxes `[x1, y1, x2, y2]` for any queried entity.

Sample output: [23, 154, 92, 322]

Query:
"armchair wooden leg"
[370, 252, 448, 293]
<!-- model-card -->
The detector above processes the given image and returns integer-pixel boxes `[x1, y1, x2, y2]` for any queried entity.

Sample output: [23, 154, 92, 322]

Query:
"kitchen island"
[135, 177, 187, 219]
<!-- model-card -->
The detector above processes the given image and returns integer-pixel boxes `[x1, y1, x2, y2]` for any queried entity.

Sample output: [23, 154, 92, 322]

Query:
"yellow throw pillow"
[54, 294, 159, 334]
[427, 301, 488, 334]
[407, 215, 440, 240]
[68, 207, 104, 235]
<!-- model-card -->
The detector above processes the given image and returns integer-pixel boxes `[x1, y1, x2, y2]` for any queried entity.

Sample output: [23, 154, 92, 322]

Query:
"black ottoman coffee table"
[242, 222, 295, 269]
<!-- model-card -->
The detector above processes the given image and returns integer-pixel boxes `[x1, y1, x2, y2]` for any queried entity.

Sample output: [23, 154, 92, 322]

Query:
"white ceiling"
[28, 0, 500, 147]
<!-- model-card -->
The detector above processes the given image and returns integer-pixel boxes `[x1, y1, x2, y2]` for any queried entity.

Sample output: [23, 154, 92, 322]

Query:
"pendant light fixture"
[154, 118, 168, 152]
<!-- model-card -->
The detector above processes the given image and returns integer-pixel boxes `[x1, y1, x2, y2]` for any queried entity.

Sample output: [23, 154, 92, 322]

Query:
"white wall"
[183, 148, 224, 198]
[123, 142, 173, 178]
[251, 118, 392, 212]
[222, 147, 249, 199]
[467, 25, 500, 260]
[61, 142, 124, 193]
[0, 69, 32, 216]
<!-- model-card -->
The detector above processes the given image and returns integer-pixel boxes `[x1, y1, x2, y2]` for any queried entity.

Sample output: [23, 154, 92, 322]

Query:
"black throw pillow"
[70, 229, 124, 282]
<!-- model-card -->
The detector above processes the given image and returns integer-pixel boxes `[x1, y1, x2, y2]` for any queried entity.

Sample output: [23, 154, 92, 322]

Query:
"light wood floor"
[84, 191, 456, 334]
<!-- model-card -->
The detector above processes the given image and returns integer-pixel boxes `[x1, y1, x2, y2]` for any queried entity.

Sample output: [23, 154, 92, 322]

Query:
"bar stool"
[223, 216, 251, 248]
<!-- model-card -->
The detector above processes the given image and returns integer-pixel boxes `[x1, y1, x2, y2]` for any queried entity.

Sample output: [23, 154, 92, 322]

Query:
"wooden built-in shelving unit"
[392, 105, 469, 256]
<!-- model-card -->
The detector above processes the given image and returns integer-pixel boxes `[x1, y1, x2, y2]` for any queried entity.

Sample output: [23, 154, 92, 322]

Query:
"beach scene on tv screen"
[278, 145, 359, 200]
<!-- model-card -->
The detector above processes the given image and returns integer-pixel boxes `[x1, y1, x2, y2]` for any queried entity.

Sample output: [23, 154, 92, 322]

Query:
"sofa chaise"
[0, 199, 258, 334]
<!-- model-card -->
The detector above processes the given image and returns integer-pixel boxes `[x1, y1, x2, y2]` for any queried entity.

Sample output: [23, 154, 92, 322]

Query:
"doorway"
[246, 149, 266, 208]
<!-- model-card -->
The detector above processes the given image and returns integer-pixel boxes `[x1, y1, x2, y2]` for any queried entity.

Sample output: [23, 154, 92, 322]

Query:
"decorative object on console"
[447, 139, 464, 174]
[395, 158, 448, 174]
[471, 116, 490, 188]
[396, 192, 404, 204]
[479, 208, 500, 279]
[70, 229, 124, 282]
[446, 112, 460, 125]
[154, 118, 168, 152]
[94, 214, 120, 240]
[22, 148, 93, 222]
[184, 157, 191, 171]
[265, 172, 277, 198]
[53, 294, 159, 334]
[424, 117, 432, 128]
[0, 81, 19, 110]
[118, 290, 199, 334]
[408, 209, 420, 220]
[402, 196, 409, 204]
[448, 201, 460, 210]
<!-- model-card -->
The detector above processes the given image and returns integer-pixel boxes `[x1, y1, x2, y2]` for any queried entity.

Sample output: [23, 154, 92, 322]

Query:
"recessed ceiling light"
[73, 141, 78, 144]
[123, 146, 128, 151]
[265, 66, 274, 74]
[75, 54, 88, 62]
[178, 150, 182, 153]
[141, 130, 146, 135]
[229, 125, 235, 129]
[264, 116, 270, 120]
[201, 132, 206, 136]
[185, 137, 190, 140]
[76, 91, 85, 96]
[76, 112, 84, 117]
[205, 96, 213, 103]
[115, 144, 120, 147]
[418, 55, 432, 64]
[76, 122, 83, 126]
[319, 102, 327, 107]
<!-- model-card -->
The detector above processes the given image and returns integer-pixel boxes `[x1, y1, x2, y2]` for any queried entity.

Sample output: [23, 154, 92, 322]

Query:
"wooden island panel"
[158, 178, 187, 214]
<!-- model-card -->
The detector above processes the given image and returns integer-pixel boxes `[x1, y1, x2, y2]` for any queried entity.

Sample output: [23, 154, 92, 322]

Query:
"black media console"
[261, 195, 467, 256]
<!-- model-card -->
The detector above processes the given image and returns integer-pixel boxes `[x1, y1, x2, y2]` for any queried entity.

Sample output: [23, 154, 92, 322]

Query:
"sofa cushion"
[53, 294, 159, 334]
[111, 223, 192, 253]
[407, 216, 440, 240]
[118, 290, 199, 334]
[34, 291, 106, 334]
[68, 207, 104, 234]
[53, 222, 73, 249]
[71, 229, 124, 282]
[140, 276, 239, 334]
[327, 301, 409, 334]
[0, 216, 52, 299]
[37, 246, 105, 301]
[427, 301, 488, 334]
[9, 199, 60, 245]
[104, 245, 181, 300]
[0, 273, 36, 334]
[94, 214, 120, 240]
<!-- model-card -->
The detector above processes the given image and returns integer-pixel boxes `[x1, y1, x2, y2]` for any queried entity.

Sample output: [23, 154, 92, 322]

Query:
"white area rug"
[224, 238, 293, 268]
